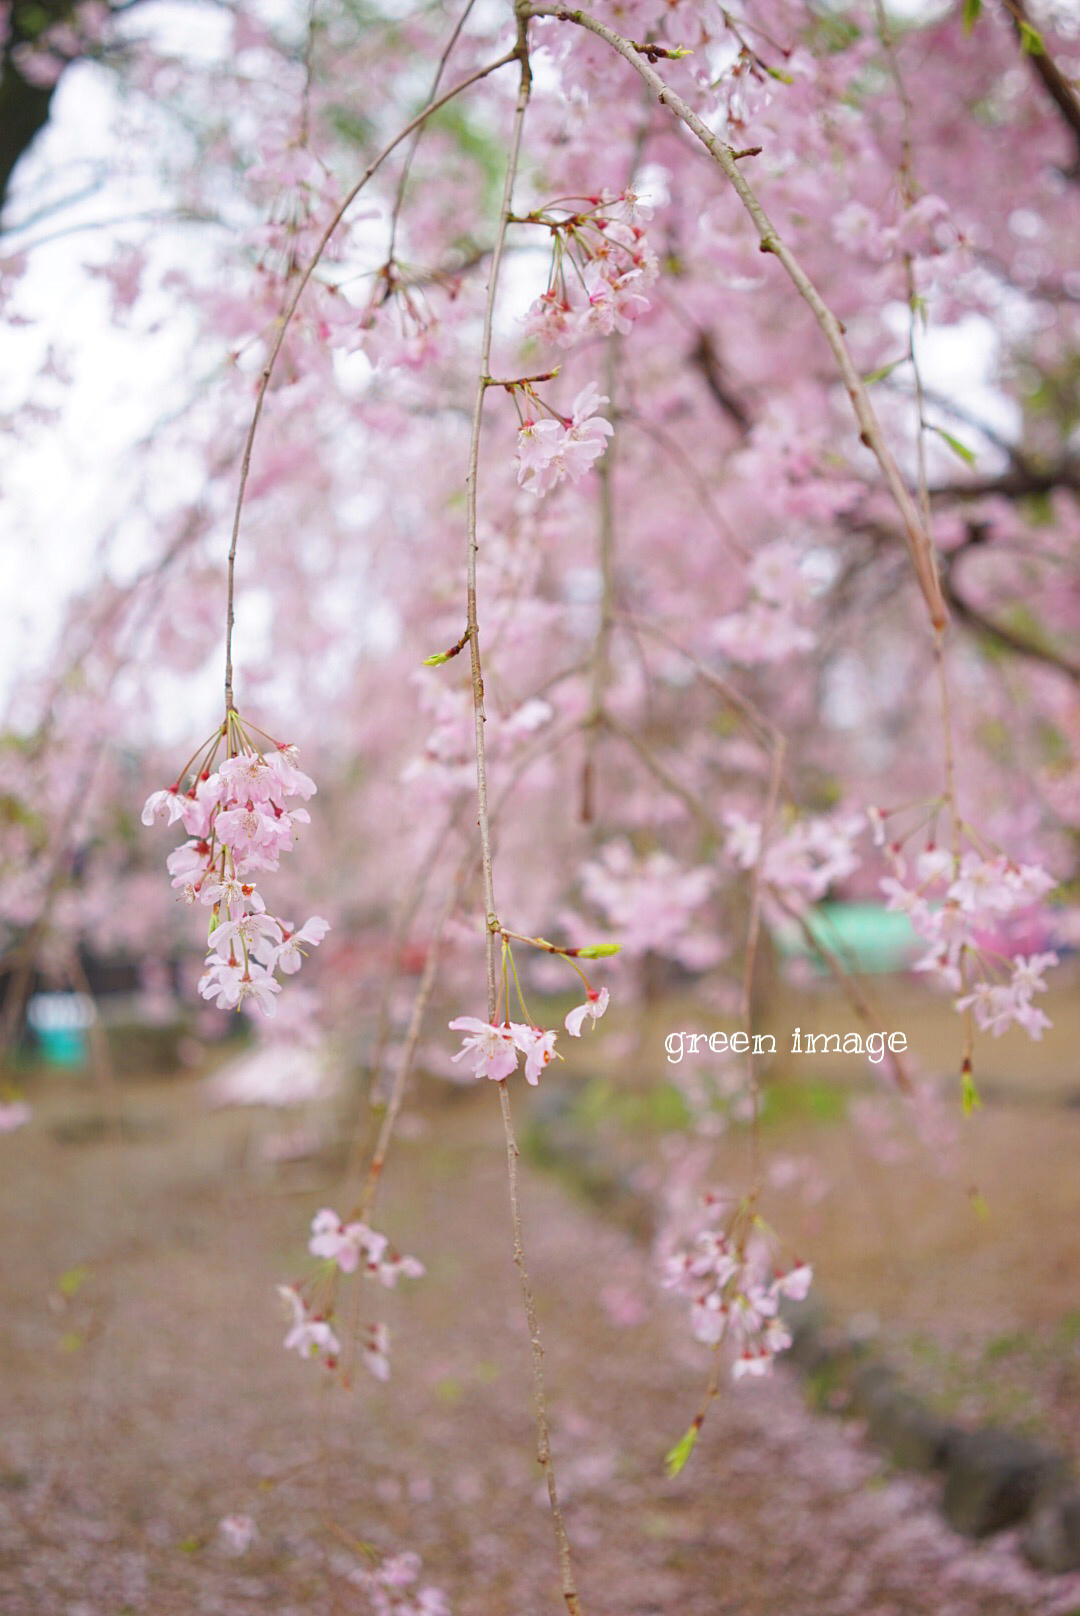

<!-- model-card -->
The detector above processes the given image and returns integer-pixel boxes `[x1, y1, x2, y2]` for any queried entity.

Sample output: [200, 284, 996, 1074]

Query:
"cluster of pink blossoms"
[309, 1208, 426, 1288]
[277, 1283, 345, 1369]
[662, 1198, 812, 1382]
[725, 809, 864, 908]
[515, 380, 613, 498]
[509, 187, 657, 498]
[449, 987, 609, 1084]
[520, 187, 657, 349]
[873, 813, 1059, 1039]
[275, 1208, 425, 1381]
[142, 719, 328, 1017]
[579, 841, 721, 969]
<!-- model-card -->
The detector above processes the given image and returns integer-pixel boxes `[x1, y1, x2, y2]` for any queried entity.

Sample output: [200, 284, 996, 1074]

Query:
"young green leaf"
[664, 1423, 700, 1478]
[1018, 20, 1044, 54]
[862, 358, 905, 385]
[933, 426, 977, 468]
[962, 1066, 983, 1116]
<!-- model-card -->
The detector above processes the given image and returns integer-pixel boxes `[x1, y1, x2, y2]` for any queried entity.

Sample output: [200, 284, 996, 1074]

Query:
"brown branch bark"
[942, 565, 1080, 681]
[1004, 0, 1080, 179]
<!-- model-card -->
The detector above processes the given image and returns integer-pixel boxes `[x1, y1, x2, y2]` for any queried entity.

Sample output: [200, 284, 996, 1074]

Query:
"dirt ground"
[3, 1061, 1080, 1616]
[608, 969, 1080, 1467]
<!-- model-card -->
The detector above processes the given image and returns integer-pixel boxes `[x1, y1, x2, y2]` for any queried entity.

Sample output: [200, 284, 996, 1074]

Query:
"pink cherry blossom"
[272, 915, 330, 974]
[219, 751, 276, 802]
[211, 911, 278, 953]
[267, 745, 317, 799]
[309, 1208, 368, 1272]
[510, 1023, 558, 1084]
[724, 813, 762, 871]
[277, 1284, 340, 1363]
[448, 1017, 519, 1080]
[364, 1321, 391, 1381]
[771, 1262, 813, 1303]
[141, 786, 187, 828]
[515, 417, 561, 492]
[732, 1347, 774, 1381]
[565, 987, 609, 1037]
[947, 852, 1017, 914]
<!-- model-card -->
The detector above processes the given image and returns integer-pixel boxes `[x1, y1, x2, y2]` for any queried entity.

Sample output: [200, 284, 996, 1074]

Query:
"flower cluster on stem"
[518, 187, 657, 349]
[448, 931, 615, 1086]
[871, 803, 1058, 1088]
[513, 379, 613, 497]
[142, 709, 328, 1017]
[662, 1193, 812, 1383]
[276, 1207, 424, 1382]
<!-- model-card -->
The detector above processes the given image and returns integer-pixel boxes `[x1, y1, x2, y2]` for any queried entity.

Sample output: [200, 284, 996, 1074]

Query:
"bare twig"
[743, 737, 786, 1183]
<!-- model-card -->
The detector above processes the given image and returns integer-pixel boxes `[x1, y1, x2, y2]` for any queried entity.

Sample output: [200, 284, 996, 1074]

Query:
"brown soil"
[3, 1063, 1080, 1616]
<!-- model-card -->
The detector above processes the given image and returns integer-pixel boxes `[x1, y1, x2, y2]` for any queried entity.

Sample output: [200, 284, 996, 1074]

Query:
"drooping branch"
[462, 11, 584, 1609]
[943, 564, 1080, 681]
[930, 461, 1080, 502]
[1003, 0, 1080, 179]
[523, 2, 948, 632]
[689, 329, 753, 437]
[222, 44, 520, 711]
[848, 511, 1080, 682]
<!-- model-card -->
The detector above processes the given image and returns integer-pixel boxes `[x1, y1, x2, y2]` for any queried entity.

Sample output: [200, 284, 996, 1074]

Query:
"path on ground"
[2, 1075, 1079, 1616]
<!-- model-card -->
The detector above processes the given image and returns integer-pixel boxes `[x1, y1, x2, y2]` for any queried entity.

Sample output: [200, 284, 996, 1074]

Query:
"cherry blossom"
[270, 915, 331, 974]
[955, 951, 1058, 1040]
[510, 1023, 558, 1085]
[448, 1017, 520, 1081]
[140, 786, 189, 828]
[308, 1210, 425, 1286]
[347, 1545, 450, 1615]
[277, 1284, 340, 1365]
[662, 1199, 812, 1382]
[5, 0, 1079, 1579]
[143, 719, 328, 1016]
[565, 987, 609, 1037]
[514, 381, 613, 496]
[363, 1321, 392, 1382]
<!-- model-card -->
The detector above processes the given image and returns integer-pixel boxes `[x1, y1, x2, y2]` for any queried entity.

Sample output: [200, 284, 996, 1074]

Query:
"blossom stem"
[743, 737, 786, 1186]
[497, 1078, 581, 1614]
[464, 12, 583, 1609]
[582, 336, 617, 823]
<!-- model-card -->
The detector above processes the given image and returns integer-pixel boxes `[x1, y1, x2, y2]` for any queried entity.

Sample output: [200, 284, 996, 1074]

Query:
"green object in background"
[27, 992, 94, 1067]
[36, 1028, 88, 1066]
[771, 902, 919, 975]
